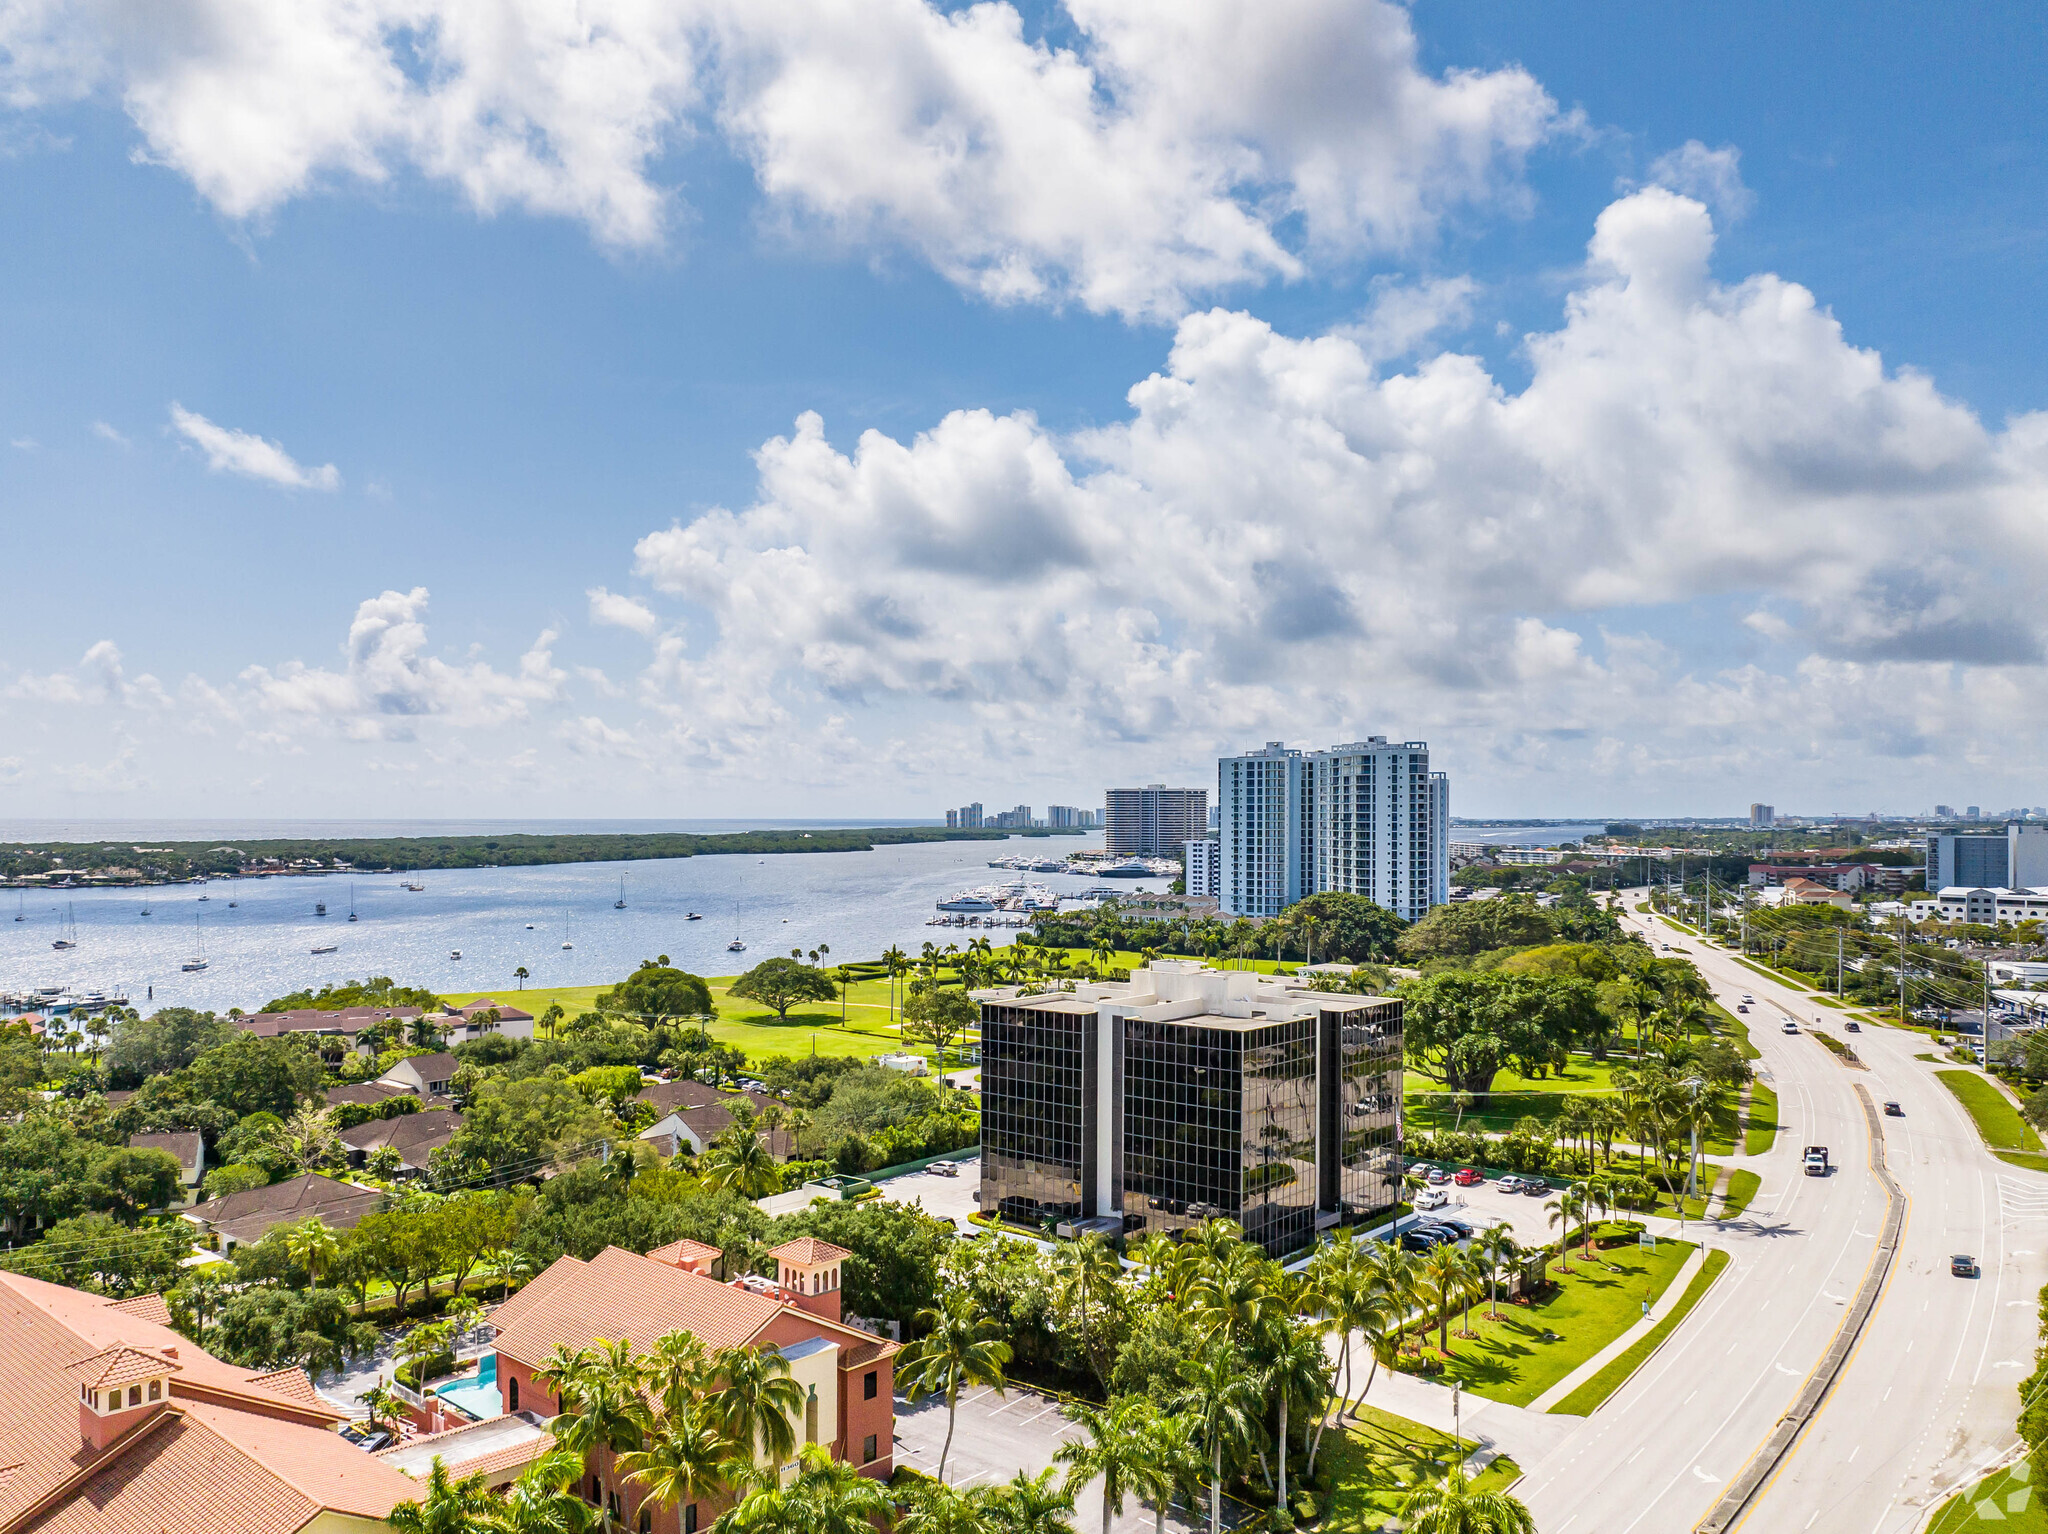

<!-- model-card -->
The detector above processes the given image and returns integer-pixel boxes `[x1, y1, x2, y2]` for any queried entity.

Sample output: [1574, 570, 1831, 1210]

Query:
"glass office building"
[978, 964, 1402, 1256]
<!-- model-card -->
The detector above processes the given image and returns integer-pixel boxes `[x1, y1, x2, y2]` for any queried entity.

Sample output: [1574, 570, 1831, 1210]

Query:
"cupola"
[766, 1237, 851, 1323]
[67, 1345, 180, 1451]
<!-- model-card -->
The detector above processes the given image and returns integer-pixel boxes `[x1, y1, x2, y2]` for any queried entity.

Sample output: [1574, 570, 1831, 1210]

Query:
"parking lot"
[1401, 1170, 1557, 1250]
[877, 1151, 982, 1230]
[894, 1384, 1210, 1531]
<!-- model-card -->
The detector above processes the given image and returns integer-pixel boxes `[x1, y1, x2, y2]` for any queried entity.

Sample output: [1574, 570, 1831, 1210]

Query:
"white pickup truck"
[1803, 1145, 1830, 1176]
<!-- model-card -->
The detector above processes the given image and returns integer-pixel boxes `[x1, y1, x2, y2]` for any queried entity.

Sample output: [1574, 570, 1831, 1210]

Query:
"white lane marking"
[1693, 1467, 1719, 1483]
[1777, 1363, 1801, 1376]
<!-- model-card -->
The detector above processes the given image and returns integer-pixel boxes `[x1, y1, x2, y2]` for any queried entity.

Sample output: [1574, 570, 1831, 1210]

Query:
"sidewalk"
[1525, 1242, 1706, 1411]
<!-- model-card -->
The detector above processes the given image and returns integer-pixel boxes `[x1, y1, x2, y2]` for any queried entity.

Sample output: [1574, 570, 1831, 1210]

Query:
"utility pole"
[1838, 928, 1845, 997]
[1984, 957, 1993, 1068]
[1897, 916, 1908, 1025]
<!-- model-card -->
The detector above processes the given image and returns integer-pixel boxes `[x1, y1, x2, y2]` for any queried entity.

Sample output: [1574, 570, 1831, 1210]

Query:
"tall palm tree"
[1395, 1463, 1537, 1534]
[973, 1465, 1076, 1534]
[387, 1459, 501, 1534]
[1546, 1189, 1588, 1272]
[1048, 1234, 1123, 1390]
[1054, 1397, 1155, 1534]
[1474, 1226, 1519, 1321]
[705, 1344, 807, 1470]
[1418, 1244, 1471, 1357]
[898, 1475, 991, 1534]
[899, 1292, 1014, 1481]
[1134, 1410, 1202, 1534]
[501, 1445, 600, 1534]
[1168, 1345, 1261, 1534]
[700, 1135, 783, 1199]
[615, 1407, 744, 1527]
[1262, 1319, 1332, 1511]
[643, 1329, 712, 1416]
[359, 1380, 405, 1434]
[538, 1338, 647, 1458]
[881, 946, 909, 1024]
[709, 1445, 892, 1534]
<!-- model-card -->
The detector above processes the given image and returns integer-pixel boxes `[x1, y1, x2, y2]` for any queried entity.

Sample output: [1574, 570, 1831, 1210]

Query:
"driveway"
[879, 1152, 982, 1231]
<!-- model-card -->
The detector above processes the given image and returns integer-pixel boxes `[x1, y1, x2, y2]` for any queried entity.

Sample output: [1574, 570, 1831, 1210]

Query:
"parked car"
[929, 1160, 961, 1177]
[1495, 1175, 1525, 1194]
[341, 1425, 392, 1452]
[1425, 1166, 1451, 1185]
[1952, 1254, 1980, 1277]
[1423, 1216, 1474, 1239]
[1453, 1167, 1484, 1187]
[1414, 1186, 1450, 1210]
[1884, 1101, 1904, 1116]
[1520, 1178, 1550, 1196]
[1400, 1226, 1456, 1251]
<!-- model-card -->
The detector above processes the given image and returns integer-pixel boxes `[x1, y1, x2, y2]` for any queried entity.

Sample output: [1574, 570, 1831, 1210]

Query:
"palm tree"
[973, 1465, 1076, 1534]
[1396, 1463, 1537, 1534]
[899, 1292, 1014, 1481]
[898, 1475, 991, 1534]
[359, 1380, 405, 1434]
[1168, 1345, 1262, 1534]
[643, 1329, 712, 1416]
[536, 1338, 647, 1458]
[387, 1459, 501, 1534]
[284, 1216, 339, 1286]
[1134, 1409, 1202, 1534]
[1418, 1244, 1470, 1357]
[1546, 1188, 1588, 1272]
[615, 1406, 744, 1526]
[710, 1444, 892, 1534]
[1262, 1319, 1332, 1511]
[1054, 1397, 1155, 1534]
[881, 946, 909, 1024]
[1048, 1234, 1122, 1390]
[705, 1344, 807, 1470]
[513, 966, 529, 990]
[500, 1445, 599, 1534]
[700, 1134, 783, 1199]
[1474, 1226, 1519, 1321]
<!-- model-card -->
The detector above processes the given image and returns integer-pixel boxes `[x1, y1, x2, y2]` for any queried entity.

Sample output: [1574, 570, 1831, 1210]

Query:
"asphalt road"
[1512, 894, 2045, 1534]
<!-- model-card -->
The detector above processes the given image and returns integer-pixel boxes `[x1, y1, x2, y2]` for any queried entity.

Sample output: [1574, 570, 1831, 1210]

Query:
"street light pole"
[1680, 1075, 1705, 1237]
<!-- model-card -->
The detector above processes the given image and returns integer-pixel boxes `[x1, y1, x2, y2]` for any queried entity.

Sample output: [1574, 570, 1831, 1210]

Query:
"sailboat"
[181, 912, 208, 972]
[51, 904, 77, 950]
[13, 891, 23, 921]
[614, 875, 626, 910]
[228, 877, 238, 909]
[348, 885, 358, 922]
[140, 899, 151, 917]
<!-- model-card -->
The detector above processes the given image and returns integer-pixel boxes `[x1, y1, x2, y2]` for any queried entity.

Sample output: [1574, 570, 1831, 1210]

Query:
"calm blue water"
[1, 833, 1116, 1012]
[0, 817, 943, 843]
[1451, 823, 1606, 846]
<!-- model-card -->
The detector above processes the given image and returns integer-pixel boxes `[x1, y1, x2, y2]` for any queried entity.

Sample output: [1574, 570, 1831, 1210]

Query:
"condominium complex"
[977, 961, 1403, 1256]
[1217, 738, 1448, 920]
[1104, 785, 1208, 856]
[946, 802, 1096, 830]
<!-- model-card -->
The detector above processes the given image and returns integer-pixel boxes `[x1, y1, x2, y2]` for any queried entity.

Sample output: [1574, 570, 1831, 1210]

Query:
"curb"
[1693, 1084, 1903, 1533]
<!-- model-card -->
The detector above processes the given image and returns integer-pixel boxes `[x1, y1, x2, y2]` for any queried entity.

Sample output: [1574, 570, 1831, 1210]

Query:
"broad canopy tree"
[1398, 971, 1602, 1098]
[729, 958, 837, 1022]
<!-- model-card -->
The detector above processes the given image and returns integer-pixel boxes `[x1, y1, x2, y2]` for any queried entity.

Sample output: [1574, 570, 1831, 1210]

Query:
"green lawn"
[1549, 1248, 1730, 1416]
[1926, 1463, 2047, 1534]
[1404, 1056, 1628, 1136]
[1936, 1070, 2044, 1154]
[1317, 1405, 1522, 1528]
[1395, 1238, 1696, 1406]
[1734, 956, 1813, 990]
[1720, 1169, 1761, 1219]
[1745, 1081, 1779, 1155]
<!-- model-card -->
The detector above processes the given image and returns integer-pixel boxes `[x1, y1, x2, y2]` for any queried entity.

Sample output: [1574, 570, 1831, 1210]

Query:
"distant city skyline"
[4, 6, 2047, 818]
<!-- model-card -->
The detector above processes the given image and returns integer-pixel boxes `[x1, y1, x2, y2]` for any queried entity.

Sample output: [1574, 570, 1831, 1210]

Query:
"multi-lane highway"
[1511, 893, 2045, 1533]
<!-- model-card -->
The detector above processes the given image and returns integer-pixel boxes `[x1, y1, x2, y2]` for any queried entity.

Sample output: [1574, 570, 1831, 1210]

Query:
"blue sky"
[1, 1, 2044, 820]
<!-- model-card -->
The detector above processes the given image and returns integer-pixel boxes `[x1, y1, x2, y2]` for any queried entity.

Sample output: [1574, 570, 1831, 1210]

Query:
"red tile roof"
[0, 1271, 414, 1534]
[768, 1237, 851, 1266]
[646, 1238, 723, 1270]
[64, 1346, 179, 1393]
[492, 1247, 787, 1367]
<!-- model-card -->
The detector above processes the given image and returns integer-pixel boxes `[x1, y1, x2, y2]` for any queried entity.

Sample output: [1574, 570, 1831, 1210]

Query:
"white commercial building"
[1183, 836, 1221, 898]
[1218, 737, 1447, 921]
[1937, 886, 2048, 924]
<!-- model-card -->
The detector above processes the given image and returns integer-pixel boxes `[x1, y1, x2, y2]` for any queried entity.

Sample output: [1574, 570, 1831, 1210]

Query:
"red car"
[1453, 1168, 1483, 1187]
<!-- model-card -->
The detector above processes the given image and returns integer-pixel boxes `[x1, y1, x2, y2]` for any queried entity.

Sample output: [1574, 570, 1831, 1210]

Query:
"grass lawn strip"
[1925, 1462, 2048, 1533]
[1719, 1169, 1761, 1219]
[1316, 1404, 1521, 1529]
[1734, 956, 1813, 990]
[1936, 1069, 2045, 1153]
[1745, 1080, 1779, 1155]
[1997, 1150, 2048, 1175]
[1395, 1237, 1696, 1407]
[1548, 1248, 1732, 1416]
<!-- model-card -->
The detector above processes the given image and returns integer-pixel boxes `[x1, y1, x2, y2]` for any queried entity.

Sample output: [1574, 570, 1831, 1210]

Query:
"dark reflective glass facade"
[979, 1000, 1095, 1225]
[1324, 998, 1404, 1224]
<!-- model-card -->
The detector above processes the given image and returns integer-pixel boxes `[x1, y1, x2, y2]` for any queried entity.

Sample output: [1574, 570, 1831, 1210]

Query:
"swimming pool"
[431, 1353, 502, 1421]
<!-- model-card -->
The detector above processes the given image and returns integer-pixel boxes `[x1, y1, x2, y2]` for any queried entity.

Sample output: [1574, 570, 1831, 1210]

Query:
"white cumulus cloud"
[170, 403, 340, 490]
[587, 586, 659, 637]
[1, 0, 1558, 319]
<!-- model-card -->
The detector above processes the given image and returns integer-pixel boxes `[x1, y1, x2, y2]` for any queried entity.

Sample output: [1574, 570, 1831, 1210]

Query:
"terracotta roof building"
[338, 1109, 463, 1174]
[183, 1173, 384, 1250]
[234, 1006, 422, 1042]
[0, 1269, 418, 1533]
[487, 1241, 897, 1532]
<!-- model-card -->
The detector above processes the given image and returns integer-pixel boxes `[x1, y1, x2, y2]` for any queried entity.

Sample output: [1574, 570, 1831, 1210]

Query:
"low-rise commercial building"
[977, 961, 1402, 1257]
[1936, 886, 2048, 924]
